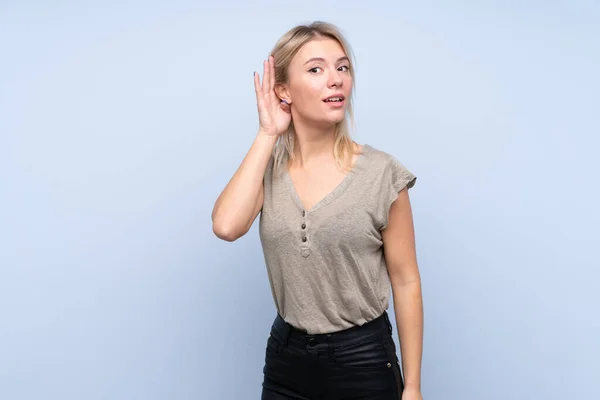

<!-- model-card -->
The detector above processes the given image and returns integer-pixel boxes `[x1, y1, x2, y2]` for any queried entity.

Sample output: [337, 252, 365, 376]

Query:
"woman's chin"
[301, 110, 347, 128]
[322, 111, 347, 125]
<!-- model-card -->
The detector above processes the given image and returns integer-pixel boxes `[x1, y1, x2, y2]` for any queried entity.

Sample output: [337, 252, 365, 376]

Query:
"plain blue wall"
[1, 1, 598, 399]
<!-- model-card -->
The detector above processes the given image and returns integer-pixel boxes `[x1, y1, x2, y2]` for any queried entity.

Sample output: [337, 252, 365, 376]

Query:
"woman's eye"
[309, 65, 350, 73]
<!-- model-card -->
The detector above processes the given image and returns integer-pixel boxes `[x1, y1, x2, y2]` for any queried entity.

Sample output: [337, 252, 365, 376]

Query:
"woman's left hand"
[402, 387, 423, 400]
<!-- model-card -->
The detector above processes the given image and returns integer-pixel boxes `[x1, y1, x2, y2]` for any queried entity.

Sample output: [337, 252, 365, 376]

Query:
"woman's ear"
[274, 83, 291, 105]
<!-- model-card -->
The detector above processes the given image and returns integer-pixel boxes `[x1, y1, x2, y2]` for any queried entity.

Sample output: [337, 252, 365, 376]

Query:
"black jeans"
[261, 311, 404, 399]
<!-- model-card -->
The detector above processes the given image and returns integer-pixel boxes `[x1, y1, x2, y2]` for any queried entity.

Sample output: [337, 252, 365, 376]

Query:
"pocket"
[382, 336, 404, 396]
[333, 335, 393, 371]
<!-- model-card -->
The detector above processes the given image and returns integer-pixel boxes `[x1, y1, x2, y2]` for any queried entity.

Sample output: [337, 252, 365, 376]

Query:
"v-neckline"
[283, 144, 370, 214]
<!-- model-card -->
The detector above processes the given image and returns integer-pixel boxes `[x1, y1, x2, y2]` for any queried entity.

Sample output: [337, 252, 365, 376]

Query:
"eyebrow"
[304, 56, 350, 65]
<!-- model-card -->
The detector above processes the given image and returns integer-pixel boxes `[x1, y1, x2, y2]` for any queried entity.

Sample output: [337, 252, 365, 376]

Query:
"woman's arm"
[211, 132, 277, 241]
[382, 187, 424, 399]
[212, 56, 290, 242]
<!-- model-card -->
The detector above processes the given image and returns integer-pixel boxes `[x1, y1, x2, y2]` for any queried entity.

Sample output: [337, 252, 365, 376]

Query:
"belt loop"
[283, 320, 291, 348]
[276, 313, 292, 348]
[384, 311, 393, 334]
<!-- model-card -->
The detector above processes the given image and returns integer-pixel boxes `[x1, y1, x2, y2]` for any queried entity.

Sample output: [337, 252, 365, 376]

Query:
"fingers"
[262, 58, 270, 95]
[253, 71, 261, 96]
[254, 70, 267, 114]
[254, 57, 277, 106]
[269, 55, 275, 90]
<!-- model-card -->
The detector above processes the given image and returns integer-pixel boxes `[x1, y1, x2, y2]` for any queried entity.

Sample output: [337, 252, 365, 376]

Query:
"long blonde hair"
[269, 21, 359, 175]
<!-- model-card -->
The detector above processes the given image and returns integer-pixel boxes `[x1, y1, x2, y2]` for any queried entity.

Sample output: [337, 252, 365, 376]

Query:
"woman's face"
[280, 38, 352, 127]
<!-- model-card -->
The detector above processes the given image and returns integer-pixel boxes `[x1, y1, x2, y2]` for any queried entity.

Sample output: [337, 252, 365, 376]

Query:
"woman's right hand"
[254, 55, 292, 136]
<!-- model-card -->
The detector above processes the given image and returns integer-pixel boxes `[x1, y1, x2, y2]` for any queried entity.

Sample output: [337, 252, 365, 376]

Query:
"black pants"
[261, 311, 404, 399]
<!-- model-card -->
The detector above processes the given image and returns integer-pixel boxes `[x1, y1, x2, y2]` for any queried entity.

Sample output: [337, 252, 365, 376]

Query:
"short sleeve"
[379, 157, 417, 230]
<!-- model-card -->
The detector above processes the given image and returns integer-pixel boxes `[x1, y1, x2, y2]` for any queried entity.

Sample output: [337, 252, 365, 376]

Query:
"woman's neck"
[290, 121, 337, 168]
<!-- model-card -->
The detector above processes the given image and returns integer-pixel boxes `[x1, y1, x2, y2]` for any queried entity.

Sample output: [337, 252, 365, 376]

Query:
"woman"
[212, 21, 424, 400]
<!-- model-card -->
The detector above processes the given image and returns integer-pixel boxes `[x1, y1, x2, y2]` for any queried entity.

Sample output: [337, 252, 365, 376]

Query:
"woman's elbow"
[212, 219, 245, 242]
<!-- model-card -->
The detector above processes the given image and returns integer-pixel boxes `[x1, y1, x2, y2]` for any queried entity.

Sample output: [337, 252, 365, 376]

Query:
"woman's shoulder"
[359, 142, 417, 187]
[360, 143, 406, 170]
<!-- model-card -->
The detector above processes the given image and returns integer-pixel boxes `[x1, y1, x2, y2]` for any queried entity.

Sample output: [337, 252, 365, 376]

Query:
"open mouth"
[323, 96, 345, 103]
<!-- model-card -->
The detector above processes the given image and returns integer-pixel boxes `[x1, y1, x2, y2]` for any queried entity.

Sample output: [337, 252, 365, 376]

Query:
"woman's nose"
[328, 72, 343, 87]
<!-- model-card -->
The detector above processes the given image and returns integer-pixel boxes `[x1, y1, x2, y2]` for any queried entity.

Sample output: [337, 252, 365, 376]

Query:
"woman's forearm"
[211, 131, 278, 241]
[392, 281, 424, 390]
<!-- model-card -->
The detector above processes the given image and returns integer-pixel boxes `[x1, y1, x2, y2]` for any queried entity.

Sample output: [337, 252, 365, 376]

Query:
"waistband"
[270, 311, 393, 348]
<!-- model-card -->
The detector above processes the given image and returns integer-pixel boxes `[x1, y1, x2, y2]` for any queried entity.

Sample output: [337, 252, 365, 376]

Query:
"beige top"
[259, 144, 417, 334]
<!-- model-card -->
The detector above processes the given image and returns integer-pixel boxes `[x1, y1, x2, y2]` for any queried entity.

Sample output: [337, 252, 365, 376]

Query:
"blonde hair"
[269, 21, 359, 175]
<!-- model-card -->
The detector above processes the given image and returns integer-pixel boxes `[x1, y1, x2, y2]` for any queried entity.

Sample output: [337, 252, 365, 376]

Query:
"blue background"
[1, 1, 598, 399]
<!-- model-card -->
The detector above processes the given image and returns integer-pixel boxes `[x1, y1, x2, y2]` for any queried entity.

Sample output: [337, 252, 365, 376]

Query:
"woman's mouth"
[323, 96, 345, 108]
